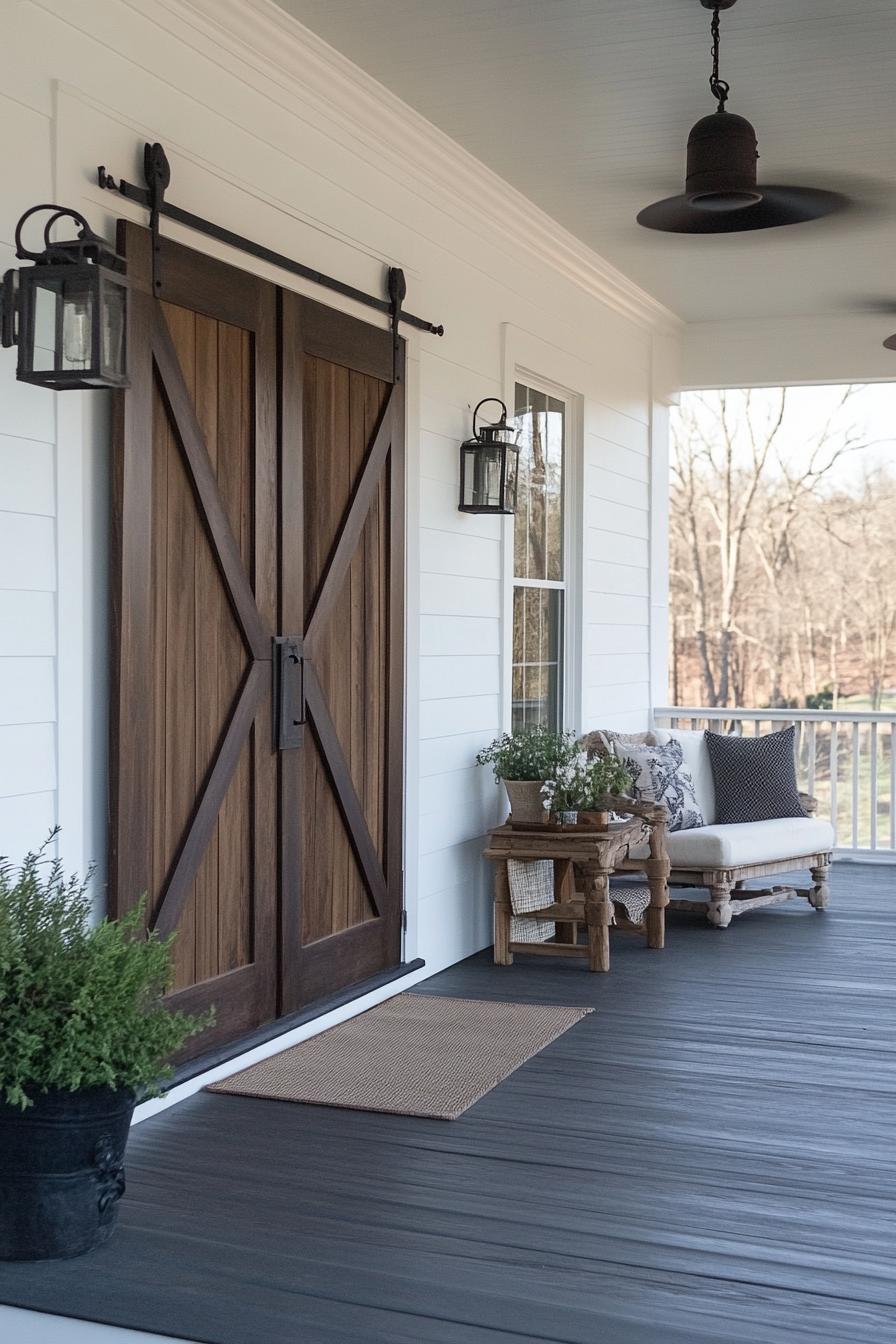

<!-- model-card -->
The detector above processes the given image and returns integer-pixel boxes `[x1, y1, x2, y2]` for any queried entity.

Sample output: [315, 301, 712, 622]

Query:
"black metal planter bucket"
[0, 1085, 136, 1259]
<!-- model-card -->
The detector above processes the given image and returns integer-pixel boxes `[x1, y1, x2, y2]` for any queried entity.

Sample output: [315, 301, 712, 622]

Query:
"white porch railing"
[654, 707, 896, 860]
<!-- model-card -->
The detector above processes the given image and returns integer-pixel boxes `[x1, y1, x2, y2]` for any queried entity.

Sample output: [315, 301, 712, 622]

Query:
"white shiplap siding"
[0, 99, 58, 859]
[0, 0, 680, 979]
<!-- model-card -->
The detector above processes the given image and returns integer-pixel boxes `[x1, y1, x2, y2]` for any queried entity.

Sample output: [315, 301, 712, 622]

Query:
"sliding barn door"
[280, 296, 405, 1010]
[110, 227, 405, 1058]
[110, 225, 278, 1051]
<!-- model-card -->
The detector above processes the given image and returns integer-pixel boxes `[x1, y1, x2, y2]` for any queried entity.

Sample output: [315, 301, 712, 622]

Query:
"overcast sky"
[675, 383, 896, 491]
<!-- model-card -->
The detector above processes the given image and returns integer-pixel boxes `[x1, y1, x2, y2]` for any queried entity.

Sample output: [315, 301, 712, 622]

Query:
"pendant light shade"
[637, 1, 848, 234]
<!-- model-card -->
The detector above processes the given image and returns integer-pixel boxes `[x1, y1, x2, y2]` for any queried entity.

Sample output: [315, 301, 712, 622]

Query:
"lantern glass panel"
[30, 278, 59, 372]
[462, 441, 510, 511]
[99, 272, 127, 382]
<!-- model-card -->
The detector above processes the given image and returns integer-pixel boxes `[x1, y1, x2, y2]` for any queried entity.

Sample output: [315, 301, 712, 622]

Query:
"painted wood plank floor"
[1, 864, 895, 1344]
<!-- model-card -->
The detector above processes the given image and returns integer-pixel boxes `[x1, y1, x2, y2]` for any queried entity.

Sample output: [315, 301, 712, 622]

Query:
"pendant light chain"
[709, 6, 730, 110]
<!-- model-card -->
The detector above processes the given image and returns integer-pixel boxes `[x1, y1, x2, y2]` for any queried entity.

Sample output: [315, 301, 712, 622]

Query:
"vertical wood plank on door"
[162, 303, 198, 992]
[251, 308, 279, 991]
[348, 372, 365, 929]
[192, 312, 220, 983]
[216, 320, 251, 974]
[331, 362, 352, 936]
[150, 379, 169, 932]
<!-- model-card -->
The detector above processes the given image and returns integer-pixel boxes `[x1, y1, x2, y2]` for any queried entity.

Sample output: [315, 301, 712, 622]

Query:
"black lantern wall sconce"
[0, 205, 128, 390]
[458, 398, 520, 515]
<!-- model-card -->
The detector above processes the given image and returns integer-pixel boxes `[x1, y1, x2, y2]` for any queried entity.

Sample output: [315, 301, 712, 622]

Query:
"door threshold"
[137, 959, 426, 1117]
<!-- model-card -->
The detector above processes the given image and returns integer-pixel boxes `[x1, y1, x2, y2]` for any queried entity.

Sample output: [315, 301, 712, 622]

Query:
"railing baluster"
[870, 722, 878, 851]
[852, 722, 860, 850]
[830, 722, 839, 848]
[807, 721, 816, 797]
[891, 723, 896, 852]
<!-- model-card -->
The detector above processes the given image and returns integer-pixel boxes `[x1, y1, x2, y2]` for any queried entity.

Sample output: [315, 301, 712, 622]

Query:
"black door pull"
[274, 636, 305, 750]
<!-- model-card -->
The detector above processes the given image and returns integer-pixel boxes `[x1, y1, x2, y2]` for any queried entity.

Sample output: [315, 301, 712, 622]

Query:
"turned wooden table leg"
[645, 824, 670, 950]
[647, 854, 668, 951]
[583, 865, 611, 972]
[494, 862, 513, 964]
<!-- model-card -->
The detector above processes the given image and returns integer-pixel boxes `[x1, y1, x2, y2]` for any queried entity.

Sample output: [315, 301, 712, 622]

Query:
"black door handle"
[274, 636, 304, 750]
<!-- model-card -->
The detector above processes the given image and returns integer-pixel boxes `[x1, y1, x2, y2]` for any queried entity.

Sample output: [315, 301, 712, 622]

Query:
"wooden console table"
[484, 801, 668, 973]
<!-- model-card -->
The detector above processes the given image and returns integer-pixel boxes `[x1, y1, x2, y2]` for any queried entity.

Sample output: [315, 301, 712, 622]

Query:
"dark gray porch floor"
[2, 864, 895, 1343]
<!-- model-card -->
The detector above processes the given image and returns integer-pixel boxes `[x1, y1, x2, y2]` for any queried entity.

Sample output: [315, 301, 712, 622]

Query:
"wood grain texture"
[111, 225, 402, 1049]
[1, 864, 892, 1344]
[295, 336, 403, 993]
[110, 224, 278, 1053]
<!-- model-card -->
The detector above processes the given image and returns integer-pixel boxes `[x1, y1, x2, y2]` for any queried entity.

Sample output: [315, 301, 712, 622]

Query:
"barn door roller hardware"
[97, 143, 443, 381]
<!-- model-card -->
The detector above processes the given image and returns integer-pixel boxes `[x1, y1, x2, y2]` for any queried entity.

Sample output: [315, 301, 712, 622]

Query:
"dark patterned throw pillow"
[704, 726, 806, 825]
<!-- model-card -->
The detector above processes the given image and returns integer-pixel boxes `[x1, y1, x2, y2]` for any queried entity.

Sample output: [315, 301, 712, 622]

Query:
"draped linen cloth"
[507, 861, 653, 945]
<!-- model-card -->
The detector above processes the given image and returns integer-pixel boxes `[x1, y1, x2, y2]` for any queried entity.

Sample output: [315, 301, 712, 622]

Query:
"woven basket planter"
[502, 779, 547, 824]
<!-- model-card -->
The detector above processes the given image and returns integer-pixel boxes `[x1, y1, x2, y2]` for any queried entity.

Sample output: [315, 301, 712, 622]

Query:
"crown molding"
[131, 0, 682, 337]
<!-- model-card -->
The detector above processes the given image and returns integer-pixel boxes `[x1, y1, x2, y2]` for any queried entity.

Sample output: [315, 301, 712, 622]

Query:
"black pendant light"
[637, 0, 847, 234]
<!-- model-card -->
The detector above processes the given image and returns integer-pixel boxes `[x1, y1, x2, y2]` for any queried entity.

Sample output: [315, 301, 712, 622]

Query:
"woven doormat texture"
[207, 993, 593, 1120]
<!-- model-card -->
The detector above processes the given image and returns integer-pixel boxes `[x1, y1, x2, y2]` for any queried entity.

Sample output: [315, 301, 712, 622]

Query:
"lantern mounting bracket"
[97, 143, 444, 358]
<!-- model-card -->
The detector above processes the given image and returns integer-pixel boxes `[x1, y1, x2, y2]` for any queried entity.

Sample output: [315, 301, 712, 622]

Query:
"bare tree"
[669, 386, 893, 709]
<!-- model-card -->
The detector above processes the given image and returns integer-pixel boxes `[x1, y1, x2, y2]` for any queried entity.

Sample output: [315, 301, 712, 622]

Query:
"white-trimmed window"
[511, 380, 568, 731]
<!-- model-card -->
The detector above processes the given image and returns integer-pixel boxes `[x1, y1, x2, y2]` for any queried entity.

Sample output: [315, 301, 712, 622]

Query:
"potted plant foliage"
[540, 758, 588, 825]
[578, 755, 635, 828]
[541, 755, 635, 827]
[0, 837, 211, 1261]
[476, 724, 579, 823]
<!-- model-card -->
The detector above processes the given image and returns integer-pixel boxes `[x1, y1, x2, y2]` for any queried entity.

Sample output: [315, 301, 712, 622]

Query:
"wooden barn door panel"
[112, 233, 405, 1057]
[281, 295, 404, 1011]
[110, 224, 278, 1055]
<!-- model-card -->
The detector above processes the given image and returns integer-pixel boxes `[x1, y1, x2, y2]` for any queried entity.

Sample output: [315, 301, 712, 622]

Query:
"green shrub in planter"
[475, 724, 579, 783]
[0, 835, 211, 1259]
[476, 725, 581, 824]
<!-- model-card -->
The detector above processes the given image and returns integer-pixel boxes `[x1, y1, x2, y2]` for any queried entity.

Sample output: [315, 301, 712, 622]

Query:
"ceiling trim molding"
[133, 0, 683, 336]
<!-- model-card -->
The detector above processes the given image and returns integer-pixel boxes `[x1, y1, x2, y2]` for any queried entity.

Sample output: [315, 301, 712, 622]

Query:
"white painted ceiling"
[273, 0, 896, 325]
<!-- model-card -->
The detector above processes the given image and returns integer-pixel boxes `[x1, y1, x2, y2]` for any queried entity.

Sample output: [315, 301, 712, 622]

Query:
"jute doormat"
[207, 993, 593, 1120]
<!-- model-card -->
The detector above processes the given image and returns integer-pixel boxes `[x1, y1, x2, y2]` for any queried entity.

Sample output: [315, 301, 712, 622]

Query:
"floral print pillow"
[615, 738, 704, 833]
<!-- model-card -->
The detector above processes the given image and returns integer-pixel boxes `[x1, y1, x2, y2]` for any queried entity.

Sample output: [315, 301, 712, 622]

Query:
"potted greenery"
[579, 755, 635, 828]
[0, 837, 211, 1260]
[541, 755, 634, 827]
[476, 724, 579, 823]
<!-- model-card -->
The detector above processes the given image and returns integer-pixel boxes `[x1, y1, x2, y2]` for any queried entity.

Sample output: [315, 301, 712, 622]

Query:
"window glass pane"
[513, 382, 565, 581]
[511, 587, 562, 732]
[545, 396, 565, 582]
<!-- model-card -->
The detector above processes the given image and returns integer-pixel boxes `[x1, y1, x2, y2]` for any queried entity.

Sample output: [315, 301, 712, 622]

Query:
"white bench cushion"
[628, 816, 834, 869]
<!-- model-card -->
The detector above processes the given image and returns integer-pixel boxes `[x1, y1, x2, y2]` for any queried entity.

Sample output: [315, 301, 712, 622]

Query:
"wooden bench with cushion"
[581, 728, 833, 929]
